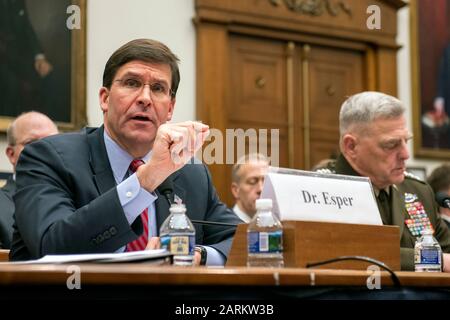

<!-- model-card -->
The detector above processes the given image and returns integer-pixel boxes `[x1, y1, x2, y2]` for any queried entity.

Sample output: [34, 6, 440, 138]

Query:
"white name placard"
[261, 167, 382, 225]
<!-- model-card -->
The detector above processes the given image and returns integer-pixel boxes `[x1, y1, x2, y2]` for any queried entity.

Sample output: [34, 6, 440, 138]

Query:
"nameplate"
[261, 167, 382, 225]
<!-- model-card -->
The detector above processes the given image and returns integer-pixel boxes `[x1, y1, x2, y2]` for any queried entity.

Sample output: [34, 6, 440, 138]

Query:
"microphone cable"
[306, 255, 401, 287]
[157, 179, 238, 228]
[191, 219, 238, 227]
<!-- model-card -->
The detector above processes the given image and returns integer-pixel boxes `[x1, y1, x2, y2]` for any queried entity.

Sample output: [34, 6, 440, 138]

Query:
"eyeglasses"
[113, 77, 173, 101]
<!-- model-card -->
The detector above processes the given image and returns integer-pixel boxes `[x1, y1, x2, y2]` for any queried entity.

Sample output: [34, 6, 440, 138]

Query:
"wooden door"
[195, 0, 403, 208]
[304, 44, 366, 169]
[208, 35, 367, 206]
[222, 35, 291, 206]
[229, 35, 290, 166]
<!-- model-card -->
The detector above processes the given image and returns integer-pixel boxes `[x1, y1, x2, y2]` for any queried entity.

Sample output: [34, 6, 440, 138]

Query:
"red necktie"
[126, 159, 149, 251]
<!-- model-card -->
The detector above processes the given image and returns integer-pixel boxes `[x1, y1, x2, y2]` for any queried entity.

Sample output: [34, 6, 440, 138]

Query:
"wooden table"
[1, 264, 443, 320]
[0, 263, 449, 287]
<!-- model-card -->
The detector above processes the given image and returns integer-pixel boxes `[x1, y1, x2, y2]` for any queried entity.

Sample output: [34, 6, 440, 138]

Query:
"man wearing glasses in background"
[10, 39, 241, 264]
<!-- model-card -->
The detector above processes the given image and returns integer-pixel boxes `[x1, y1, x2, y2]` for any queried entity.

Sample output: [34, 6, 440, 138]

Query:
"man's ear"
[166, 98, 176, 121]
[99, 87, 109, 113]
[342, 134, 357, 157]
[5, 146, 15, 166]
[231, 182, 240, 200]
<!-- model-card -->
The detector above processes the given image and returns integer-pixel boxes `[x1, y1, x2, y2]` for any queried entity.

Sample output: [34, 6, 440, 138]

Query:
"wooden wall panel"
[196, 23, 230, 192]
[195, 0, 406, 206]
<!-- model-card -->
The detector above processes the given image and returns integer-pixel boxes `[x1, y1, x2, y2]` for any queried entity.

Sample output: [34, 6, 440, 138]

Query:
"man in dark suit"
[10, 39, 241, 265]
[0, 111, 57, 249]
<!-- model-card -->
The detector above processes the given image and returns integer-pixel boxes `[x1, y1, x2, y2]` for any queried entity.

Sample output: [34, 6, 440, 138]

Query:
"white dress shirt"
[232, 204, 253, 223]
[104, 131, 223, 265]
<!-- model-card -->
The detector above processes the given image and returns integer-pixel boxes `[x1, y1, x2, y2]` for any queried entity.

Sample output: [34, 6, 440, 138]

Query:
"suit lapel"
[2, 176, 16, 199]
[391, 185, 406, 236]
[87, 126, 116, 195]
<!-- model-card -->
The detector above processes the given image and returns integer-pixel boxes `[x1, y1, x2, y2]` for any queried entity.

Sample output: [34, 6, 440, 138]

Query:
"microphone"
[157, 178, 174, 206]
[436, 192, 450, 209]
[157, 178, 238, 228]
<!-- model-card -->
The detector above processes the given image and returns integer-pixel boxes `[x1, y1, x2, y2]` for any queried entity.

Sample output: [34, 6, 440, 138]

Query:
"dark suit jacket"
[10, 126, 241, 261]
[2, 175, 16, 197]
[0, 177, 15, 248]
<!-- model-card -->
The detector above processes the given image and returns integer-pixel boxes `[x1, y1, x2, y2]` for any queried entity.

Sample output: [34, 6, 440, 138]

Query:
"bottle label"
[161, 235, 195, 256]
[415, 248, 441, 265]
[248, 231, 283, 253]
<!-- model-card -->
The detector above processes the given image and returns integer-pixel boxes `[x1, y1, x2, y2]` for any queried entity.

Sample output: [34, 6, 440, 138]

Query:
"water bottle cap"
[256, 198, 272, 210]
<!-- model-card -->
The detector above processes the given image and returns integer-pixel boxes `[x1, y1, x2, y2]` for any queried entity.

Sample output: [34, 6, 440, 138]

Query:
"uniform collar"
[441, 213, 450, 224]
[336, 154, 397, 196]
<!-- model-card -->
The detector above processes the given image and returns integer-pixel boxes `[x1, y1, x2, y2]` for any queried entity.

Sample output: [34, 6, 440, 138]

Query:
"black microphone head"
[435, 191, 450, 207]
[158, 178, 174, 195]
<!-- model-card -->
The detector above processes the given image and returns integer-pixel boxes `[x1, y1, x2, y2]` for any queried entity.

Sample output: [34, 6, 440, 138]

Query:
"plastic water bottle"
[247, 199, 284, 267]
[160, 203, 195, 266]
[414, 228, 442, 272]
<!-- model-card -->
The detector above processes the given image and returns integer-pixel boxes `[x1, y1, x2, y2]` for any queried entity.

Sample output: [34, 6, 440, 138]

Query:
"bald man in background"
[0, 111, 58, 248]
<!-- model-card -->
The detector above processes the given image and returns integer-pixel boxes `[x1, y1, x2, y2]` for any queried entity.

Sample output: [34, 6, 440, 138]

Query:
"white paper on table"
[6, 249, 171, 264]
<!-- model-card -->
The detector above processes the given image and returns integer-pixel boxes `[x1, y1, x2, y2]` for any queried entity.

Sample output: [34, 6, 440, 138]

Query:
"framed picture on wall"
[411, 0, 450, 159]
[0, 0, 86, 132]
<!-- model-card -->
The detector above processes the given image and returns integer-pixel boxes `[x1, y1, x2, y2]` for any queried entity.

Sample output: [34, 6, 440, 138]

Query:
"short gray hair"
[231, 153, 268, 183]
[339, 91, 405, 136]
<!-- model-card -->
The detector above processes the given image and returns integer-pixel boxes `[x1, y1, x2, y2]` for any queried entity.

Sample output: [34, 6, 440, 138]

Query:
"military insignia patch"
[315, 168, 334, 174]
[404, 194, 434, 237]
[404, 193, 418, 203]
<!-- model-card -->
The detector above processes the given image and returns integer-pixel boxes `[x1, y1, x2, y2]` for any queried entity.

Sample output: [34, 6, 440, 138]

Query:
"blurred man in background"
[231, 153, 269, 223]
[0, 111, 58, 248]
[428, 164, 450, 228]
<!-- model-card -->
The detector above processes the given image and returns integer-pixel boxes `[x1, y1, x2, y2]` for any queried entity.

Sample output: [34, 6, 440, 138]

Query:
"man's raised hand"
[136, 121, 209, 192]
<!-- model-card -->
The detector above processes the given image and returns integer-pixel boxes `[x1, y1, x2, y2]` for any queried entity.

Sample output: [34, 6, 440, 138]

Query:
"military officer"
[318, 91, 450, 271]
